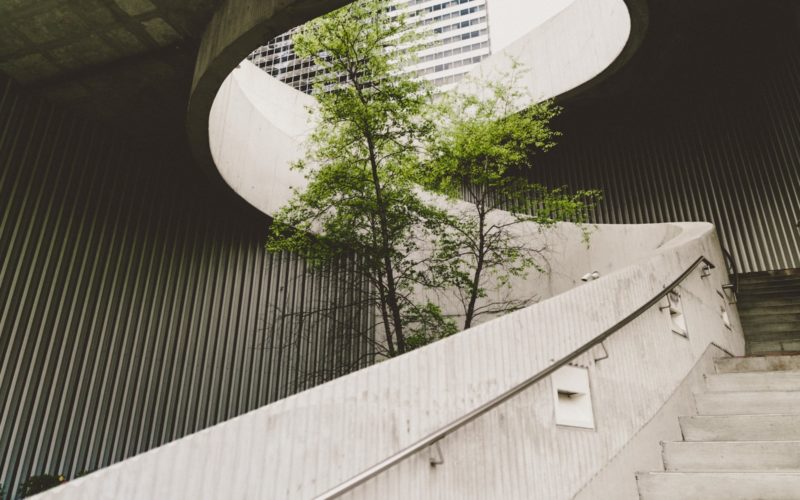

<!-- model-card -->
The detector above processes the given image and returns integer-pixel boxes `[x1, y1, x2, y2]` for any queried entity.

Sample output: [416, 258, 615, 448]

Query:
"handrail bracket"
[429, 441, 444, 467]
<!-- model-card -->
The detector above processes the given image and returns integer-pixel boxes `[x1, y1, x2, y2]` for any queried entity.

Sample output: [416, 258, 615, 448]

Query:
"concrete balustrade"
[36, 220, 744, 499]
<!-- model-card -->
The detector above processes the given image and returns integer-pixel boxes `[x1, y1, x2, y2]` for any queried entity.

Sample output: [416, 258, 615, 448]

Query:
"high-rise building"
[247, 0, 492, 93]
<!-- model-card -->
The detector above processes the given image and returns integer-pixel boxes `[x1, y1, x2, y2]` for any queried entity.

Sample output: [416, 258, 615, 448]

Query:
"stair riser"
[739, 277, 800, 287]
[662, 441, 800, 472]
[695, 392, 800, 415]
[747, 341, 800, 355]
[745, 333, 800, 344]
[637, 473, 800, 500]
[715, 355, 800, 373]
[741, 310, 800, 320]
[740, 310, 800, 321]
[679, 415, 800, 442]
[739, 271, 800, 283]
[706, 372, 800, 392]
[738, 289, 800, 298]
[740, 306, 800, 316]
[741, 322, 800, 334]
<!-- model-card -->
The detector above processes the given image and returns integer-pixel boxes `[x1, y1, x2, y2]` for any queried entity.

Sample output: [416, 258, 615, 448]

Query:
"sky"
[487, 0, 575, 52]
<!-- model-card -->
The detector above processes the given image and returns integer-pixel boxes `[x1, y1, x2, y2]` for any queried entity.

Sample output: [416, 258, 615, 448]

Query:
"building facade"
[247, 0, 492, 92]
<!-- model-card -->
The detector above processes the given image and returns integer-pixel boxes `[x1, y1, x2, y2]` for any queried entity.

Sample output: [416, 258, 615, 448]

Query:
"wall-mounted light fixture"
[553, 365, 595, 429]
[581, 271, 600, 282]
[660, 290, 688, 338]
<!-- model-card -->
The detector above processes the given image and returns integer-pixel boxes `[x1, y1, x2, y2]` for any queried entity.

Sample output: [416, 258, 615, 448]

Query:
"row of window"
[416, 4, 484, 27]
[430, 71, 468, 87]
[433, 28, 487, 47]
[415, 53, 488, 76]
[432, 15, 485, 35]
[417, 40, 489, 64]
[401, 0, 481, 14]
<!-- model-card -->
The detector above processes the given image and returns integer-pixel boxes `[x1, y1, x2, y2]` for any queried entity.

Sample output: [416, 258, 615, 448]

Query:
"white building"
[247, 0, 492, 92]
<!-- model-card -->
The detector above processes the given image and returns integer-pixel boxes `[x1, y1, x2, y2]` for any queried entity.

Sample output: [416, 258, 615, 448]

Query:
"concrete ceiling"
[0, 0, 221, 142]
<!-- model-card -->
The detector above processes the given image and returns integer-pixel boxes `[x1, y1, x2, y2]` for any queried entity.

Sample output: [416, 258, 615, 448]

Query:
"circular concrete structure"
[189, 0, 649, 217]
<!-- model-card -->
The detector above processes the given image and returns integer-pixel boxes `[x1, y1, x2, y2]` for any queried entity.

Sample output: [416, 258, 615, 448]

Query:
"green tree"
[425, 64, 601, 330]
[266, 0, 454, 358]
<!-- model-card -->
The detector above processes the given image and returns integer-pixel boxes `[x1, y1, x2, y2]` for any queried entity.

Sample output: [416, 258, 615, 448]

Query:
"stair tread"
[715, 354, 800, 373]
[706, 371, 800, 391]
[663, 440, 800, 472]
[678, 413, 800, 442]
[695, 390, 800, 415]
[636, 471, 800, 500]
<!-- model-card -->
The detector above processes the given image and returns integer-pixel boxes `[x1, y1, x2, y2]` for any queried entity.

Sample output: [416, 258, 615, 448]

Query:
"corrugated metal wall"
[0, 77, 372, 496]
[528, 14, 800, 274]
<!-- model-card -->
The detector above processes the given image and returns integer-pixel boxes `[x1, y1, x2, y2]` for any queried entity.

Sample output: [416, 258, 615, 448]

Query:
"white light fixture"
[580, 271, 600, 282]
[552, 365, 595, 429]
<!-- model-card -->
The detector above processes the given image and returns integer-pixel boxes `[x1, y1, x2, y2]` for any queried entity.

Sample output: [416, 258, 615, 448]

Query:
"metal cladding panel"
[525, 27, 800, 275]
[0, 78, 372, 496]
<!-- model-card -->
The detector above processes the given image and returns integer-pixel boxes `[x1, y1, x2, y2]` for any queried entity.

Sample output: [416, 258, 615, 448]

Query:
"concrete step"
[741, 313, 800, 325]
[715, 354, 800, 373]
[739, 270, 800, 284]
[662, 441, 800, 472]
[738, 287, 800, 297]
[739, 311, 800, 323]
[739, 306, 800, 322]
[740, 282, 800, 292]
[738, 290, 800, 300]
[745, 332, 800, 344]
[695, 391, 800, 415]
[679, 414, 800, 442]
[706, 371, 800, 392]
[745, 334, 800, 348]
[739, 275, 800, 285]
[738, 301, 800, 311]
[747, 340, 800, 355]
[636, 472, 800, 500]
[741, 321, 800, 334]
[744, 333, 800, 345]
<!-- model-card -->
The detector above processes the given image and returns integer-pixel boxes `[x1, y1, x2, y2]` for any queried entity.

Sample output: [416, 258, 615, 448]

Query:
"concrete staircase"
[636, 354, 800, 500]
[738, 269, 800, 355]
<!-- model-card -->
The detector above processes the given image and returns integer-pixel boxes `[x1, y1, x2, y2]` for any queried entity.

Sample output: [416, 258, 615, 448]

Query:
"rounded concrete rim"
[186, 0, 649, 212]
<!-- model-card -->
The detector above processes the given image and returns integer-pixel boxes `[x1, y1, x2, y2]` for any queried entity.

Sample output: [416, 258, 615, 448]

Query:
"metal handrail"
[315, 255, 715, 499]
[721, 246, 738, 296]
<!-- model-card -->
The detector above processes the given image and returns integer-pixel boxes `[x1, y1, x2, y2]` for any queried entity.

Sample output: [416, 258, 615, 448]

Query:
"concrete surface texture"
[636, 353, 800, 499]
[0, 0, 221, 140]
[33, 219, 744, 499]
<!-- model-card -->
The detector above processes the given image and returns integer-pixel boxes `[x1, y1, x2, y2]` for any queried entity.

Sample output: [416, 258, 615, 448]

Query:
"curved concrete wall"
[206, 0, 641, 219]
[209, 62, 314, 217]
[36, 219, 744, 499]
[187, 0, 351, 187]
[454, 0, 631, 102]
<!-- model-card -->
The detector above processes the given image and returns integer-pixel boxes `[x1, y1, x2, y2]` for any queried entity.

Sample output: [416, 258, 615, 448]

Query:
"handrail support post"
[429, 441, 444, 467]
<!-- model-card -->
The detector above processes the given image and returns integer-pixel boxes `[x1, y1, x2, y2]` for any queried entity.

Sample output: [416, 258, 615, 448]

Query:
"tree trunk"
[463, 205, 486, 330]
[365, 136, 407, 353]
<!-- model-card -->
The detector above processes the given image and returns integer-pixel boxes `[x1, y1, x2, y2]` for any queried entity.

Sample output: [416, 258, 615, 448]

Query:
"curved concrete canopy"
[195, 0, 648, 217]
